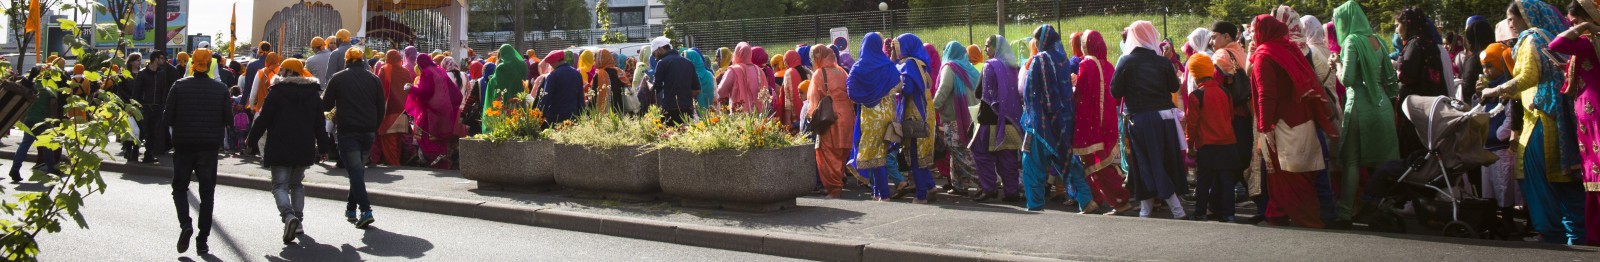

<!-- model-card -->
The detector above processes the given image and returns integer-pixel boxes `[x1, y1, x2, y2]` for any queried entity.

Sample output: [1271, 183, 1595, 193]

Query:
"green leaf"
[70, 47, 84, 58]
[83, 72, 101, 82]
[57, 19, 76, 31]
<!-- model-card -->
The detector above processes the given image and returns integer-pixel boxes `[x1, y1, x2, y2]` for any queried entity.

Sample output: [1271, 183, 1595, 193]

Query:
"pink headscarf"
[407, 53, 465, 139]
[1325, 22, 1341, 54]
[923, 43, 941, 91]
[716, 42, 764, 112]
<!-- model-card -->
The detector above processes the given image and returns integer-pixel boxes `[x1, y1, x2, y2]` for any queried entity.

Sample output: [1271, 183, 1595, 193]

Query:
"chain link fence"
[464, 0, 1213, 59]
[672, 0, 1212, 54]
[467, 25, 665, 55]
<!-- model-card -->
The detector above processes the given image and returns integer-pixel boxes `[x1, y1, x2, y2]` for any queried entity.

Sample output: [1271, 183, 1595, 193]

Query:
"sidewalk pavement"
[1, 134, 1594, 261]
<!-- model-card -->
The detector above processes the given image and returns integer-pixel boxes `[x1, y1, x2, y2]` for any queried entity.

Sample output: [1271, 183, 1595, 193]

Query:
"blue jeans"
[10, 126, 58, 177]
[337, 133, 375, 212]
[271, 166, 307, 222]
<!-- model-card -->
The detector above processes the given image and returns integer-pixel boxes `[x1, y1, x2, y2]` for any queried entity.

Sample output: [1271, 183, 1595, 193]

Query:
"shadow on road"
[265, 235, 362, 262]
[356, 226, 434, 259]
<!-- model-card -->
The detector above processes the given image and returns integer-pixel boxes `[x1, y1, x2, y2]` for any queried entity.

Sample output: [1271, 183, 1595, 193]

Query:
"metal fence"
[466, 24, 665, 55]
[671, 0, 1208, 52]
[462, 0, 1210, 56]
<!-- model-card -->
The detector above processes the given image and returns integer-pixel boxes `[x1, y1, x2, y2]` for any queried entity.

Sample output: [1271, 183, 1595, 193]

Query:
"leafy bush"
[546, 107, 666, 149]
[648, 109, 811, 154]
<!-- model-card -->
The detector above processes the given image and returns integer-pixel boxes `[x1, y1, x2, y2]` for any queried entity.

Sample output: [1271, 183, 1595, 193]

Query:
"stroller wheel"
[1442, 221, 1476, 238]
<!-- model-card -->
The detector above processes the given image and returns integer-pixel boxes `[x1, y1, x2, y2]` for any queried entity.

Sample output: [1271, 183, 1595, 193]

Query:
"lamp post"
[880, 2, 889, 33]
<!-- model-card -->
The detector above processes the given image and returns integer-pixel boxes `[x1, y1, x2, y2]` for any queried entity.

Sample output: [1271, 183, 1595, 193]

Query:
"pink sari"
[407, 53, 465, 167]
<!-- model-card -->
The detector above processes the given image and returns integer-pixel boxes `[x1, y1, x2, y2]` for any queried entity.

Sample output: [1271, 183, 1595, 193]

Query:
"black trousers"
[172, 148, 218, 242]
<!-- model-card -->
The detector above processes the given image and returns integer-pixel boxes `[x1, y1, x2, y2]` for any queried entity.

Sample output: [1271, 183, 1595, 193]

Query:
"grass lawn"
[748, 14, 1214, 65]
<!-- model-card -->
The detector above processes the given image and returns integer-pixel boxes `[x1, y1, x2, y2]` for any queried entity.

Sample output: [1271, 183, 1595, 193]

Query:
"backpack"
[1215, 49, 1253, 107]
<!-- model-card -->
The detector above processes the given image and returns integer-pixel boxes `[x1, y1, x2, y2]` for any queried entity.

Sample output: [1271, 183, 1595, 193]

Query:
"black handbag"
[807, 68, 837, 134]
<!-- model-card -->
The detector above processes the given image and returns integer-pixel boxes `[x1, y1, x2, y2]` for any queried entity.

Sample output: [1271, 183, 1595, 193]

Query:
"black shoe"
[196, 240, 209, 254]
[1001, 195, 1022, 203]
[1184, 214, 1208, 221]
[8, 172, 21, 183]
[1246, 215, 1266, 225]
[972, 192, 995, 202]
[283, 217, 300, 244]
[1219, 216, 1238, 223]
[177, 228, 193, 253]
[1326, 220, 1353, 230]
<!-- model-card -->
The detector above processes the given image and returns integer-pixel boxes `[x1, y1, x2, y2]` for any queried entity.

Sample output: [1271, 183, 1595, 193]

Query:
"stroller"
[1359, 95, 1504, 238]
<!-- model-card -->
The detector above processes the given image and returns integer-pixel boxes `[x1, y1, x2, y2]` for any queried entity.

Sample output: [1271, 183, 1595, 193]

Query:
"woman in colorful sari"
[970, 35, 1024, 202]
[798, 45, 814, 72]
[1068, 32, 1085, 77]
[402, 46, 420, 73]
[1333, 0, 1402, 220]
[464, 60, 486, 135]
[749, 47, 772, 101]
[484, 44, 529, 123]
[1113, 21, 1187, 218]
[406, 54, 464, 168]
[1251, 14, 1338, 228]
[716, 47, 732, 86]
[848, 32, 903, 201]
[1395, 8, 1450, 158]
[933, 41, 979, 197]
[807, 45, 854, 198]
[891, 33, 939, 203]
[835, 37, 856, 71]
[1018, 25, 1084, 211]
[779, 50, 809, 131]
[1303, 14, 1349, 225]
[772, 53, 788, 90]
[1076, 30, 1135, 214]
[372, 50, 412, 167]
[578, 49, 596, 85]
[1553, 0, 1600, 245]
[684, 49, 717, 109]
[717, 43, 764, 112]
[1484, 0, 1587, 245]
[591, 49, 623, 114]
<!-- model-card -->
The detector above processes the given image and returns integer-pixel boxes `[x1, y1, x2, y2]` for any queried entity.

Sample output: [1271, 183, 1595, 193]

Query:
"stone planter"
[459, 139, 556, 192]
[552, 144, 661, 202]
[658, 145, 817, 212]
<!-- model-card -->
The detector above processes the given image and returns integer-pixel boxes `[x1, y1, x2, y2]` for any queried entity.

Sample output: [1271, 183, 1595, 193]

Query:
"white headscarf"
[1185, 28, 1213, 56]
[1124, 21, 1162, 56]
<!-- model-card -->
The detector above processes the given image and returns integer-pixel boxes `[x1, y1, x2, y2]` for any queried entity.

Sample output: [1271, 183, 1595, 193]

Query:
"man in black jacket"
[162, 49, 231, 254]
[648, 37, 700, 125]
[139, 51, 183, 163]
[323, 47, 384, 228]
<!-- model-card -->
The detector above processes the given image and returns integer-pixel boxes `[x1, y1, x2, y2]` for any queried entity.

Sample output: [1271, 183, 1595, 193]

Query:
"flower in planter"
[548, 107, 666, 149]
[475, 99, 548, 142]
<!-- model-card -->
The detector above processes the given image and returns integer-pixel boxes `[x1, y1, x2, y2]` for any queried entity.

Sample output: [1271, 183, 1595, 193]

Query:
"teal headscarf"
[684, 48, 716, 109]
[1513, 0, 1569, 115]
[941, 41, 979, 96]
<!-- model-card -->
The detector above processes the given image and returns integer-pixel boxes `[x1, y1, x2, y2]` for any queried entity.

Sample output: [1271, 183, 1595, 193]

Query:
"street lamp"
[880, 2, 888, 33]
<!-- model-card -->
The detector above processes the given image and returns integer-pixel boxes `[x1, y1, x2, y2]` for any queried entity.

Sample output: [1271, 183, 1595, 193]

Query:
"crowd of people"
[6, 0, 1599, 254]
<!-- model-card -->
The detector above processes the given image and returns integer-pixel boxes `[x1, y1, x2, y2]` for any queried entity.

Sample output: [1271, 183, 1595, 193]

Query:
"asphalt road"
[20, 170, 803, 262]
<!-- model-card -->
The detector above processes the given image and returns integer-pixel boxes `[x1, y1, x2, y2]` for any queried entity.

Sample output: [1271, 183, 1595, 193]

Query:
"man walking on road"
[248, 58, 333, 244]
[163, 48, 232, 254]
[323, 47, 384, 228]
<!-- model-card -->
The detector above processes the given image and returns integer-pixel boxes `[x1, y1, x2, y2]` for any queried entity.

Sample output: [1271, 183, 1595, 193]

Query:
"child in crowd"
[229, 86, 251, 157]
[1182, 53, 1239, 223]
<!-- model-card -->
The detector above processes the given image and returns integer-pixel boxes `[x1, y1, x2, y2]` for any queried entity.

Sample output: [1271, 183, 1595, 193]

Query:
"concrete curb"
[14, 152, 1062, 261]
